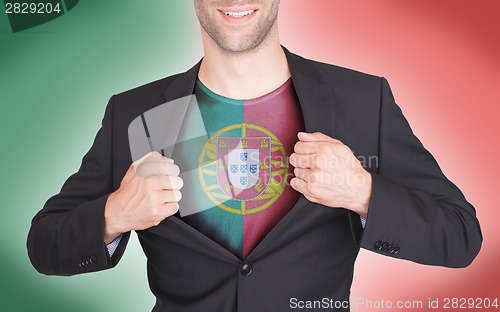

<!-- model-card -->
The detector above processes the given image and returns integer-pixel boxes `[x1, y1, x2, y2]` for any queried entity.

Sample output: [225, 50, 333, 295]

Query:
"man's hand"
[103, 151, 183, 244]
[289, 132, 372, 218]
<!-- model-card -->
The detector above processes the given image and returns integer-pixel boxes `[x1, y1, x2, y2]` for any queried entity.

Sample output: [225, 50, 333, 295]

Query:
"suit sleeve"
[27, 95, 131, 276]
[355, 77, 482, 268]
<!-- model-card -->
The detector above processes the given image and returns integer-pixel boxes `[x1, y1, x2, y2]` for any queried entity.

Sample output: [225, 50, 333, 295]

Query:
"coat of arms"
[216, 137, 271, 201]
[198, 123, 288, 215]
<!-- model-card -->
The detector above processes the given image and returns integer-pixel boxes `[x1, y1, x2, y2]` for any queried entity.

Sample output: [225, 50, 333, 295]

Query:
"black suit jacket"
[27, 46, 482, 311]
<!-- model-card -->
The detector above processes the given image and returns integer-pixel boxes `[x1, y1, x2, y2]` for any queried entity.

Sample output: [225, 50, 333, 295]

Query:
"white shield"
[227, 148, 259, 189]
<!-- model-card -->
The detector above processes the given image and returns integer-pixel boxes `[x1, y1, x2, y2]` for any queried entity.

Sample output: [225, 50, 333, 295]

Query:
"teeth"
[222, 10, 255, 18]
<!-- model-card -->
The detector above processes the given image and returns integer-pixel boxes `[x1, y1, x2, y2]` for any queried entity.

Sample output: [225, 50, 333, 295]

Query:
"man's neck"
[197, 32, 291, 100]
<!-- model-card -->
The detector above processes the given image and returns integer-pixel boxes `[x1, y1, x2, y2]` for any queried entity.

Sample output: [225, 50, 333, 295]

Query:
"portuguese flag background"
[175, 78, 305, 259]
[2, 1, 497, 311]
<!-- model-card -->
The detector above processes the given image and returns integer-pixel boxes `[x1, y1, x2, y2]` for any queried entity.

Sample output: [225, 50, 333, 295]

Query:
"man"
[27, 0, 482, 311]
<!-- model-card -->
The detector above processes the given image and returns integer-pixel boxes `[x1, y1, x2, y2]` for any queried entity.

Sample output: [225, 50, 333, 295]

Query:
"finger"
[289, 153, 315, 168]
[294, 141, 319, 155]
[295, 140, 343, 155]
[293, 167, 310, 181]
[159, 176, 184, 190]
[137, 162, 179, 178]
[136, 162, 180, 178]
[124, 152, 161, 183]
[297, 132, 342, 144]
[294, 167, 324, 185]
[290, 177, 312, 196]
[165, 162, 180, 176]
[149, 176, 184, 191]
[290, 178, 319, 203]
[126, 152, 159, 179]
[158, 190, 182, 203]
[134, 151, 160, 166]
[161, 202, 180, 217]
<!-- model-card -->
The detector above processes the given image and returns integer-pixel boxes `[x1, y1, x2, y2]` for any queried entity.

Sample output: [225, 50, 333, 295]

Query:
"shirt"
[175, 77, 305, 259]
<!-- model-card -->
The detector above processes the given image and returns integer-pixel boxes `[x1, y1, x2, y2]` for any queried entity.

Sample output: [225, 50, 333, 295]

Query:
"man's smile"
[218, 7, 259, 24]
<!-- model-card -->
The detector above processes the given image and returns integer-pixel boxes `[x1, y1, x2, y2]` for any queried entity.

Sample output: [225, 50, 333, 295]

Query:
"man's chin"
[215, 35, 265, 55]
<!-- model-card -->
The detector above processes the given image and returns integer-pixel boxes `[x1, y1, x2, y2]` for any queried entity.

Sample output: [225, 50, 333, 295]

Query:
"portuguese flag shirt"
[174, 77, 305, 259]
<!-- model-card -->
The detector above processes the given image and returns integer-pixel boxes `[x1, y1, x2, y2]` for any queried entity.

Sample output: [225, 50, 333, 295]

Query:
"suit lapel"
[158, 46, 337, 260]
[283, 46, 336, 137]
[163, 60, 201, 102]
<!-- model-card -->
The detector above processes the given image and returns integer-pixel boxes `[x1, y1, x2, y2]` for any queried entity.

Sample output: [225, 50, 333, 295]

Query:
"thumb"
[133, 151, 159, 166]
[297, 132, 341, 144]
[128, 151, 173, 178]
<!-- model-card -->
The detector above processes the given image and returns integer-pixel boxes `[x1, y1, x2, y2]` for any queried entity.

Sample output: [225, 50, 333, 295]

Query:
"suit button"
[89, 256, 97, 265]
[387, 244, 394, 253]
[374, 241, 383, 250]
[84, 258, 90, 266]
[79, 259, 87, 267]
[240, 263, 253, 276]
[393, 245, 400, 254]
[381, 242, 388, 252]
